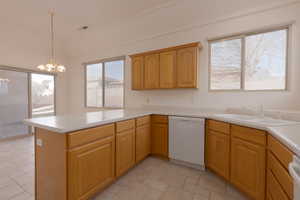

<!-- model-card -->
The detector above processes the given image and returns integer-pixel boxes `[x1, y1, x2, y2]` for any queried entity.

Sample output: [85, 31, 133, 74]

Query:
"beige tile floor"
[0, 136, 249, 200]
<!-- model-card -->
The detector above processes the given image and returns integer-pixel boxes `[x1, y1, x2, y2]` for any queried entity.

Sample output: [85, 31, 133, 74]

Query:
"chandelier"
[0, 78, 9, 83]
[37, 12, 66, 73]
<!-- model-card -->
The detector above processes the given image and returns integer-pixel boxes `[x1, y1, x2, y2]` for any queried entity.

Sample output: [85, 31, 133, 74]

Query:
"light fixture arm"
[50, 11, 55, 64]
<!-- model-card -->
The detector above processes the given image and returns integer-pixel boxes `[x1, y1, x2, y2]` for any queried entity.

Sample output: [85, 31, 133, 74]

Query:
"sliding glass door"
[31, 73, 55, 117]
[0, 67, 56, 140]
[0, 70, 29, 139]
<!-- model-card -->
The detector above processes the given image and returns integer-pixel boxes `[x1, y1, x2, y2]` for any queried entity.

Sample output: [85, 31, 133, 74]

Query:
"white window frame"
[84, 56, 125, 109]
[208, 25, 290, 92]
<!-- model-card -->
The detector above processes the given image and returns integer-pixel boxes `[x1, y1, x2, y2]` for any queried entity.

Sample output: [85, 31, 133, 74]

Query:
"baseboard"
[169, 158, 205, 171]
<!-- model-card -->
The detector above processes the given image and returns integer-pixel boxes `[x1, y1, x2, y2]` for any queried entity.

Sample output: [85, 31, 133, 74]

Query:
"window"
[85, 57, 124, 108]
[0, 66, 56, 139]
[209, 27, 288, 91]
[31, 73, 55, 117]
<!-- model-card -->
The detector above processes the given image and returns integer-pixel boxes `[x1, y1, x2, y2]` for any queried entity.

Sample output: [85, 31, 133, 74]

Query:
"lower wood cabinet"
[267, 170, 289, 200]
[230, 137, 266, 200]
[151, 115, 168, 158]
[116, 129, 136, 177]
[205, 130, 230, 180]
[68, 135, 115, 200]
[268, 135, 294, 200]
[206, 120, 268, 200]
[136, 124, 151, 162]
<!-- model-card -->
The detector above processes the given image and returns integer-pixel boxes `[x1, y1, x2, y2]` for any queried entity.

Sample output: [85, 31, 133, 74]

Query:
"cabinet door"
[151, 123, 168, 158]
[144, 54, 160, 89]
[205, 130, 230, 180]
[177, 47, 197, 88]
[136, 124, 151, 162]
[116, 129, 136, 177]
[159, 51, 176, 88]
[132, 56, 144, 90]
[231, 138, 266, 200]
[68, 136, 115, 200]
[267, 170, 289, 200]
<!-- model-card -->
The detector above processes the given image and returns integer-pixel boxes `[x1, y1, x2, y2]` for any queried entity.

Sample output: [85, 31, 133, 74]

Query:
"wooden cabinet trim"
[176, 47, 198, 88]
[151, 115, 168, 124]
[144, 54, 160, 89]
[268, 151, 293, 199]
[136, 115, 151, 127]
[68, 124, 115, 149]
[205, 130, 230, 180]
[130, 42, 201, 58]
[116, 119, 135, 133]
[68, 135, 115, 200]
[151, 123, 168, 158]
[268, 135, 293, 170]
[116, 129, 136, 177]
[159, 50, 176, 88]
[267, 170, 289, 200]
[136, 124, 151, 163]
[207, 120, 230, 135]
[231, 125, 266, 146]
[131, 56, 144, 90]
[230, 137, 266, 200]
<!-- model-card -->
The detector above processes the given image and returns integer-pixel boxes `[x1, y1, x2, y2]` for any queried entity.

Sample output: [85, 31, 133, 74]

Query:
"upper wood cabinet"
[159, 51, 176, 88]
[131, 56, 144, 90]
[144, 54, 160, 89]
[130, 42, 201, 90]
[177, 47, 198, 88]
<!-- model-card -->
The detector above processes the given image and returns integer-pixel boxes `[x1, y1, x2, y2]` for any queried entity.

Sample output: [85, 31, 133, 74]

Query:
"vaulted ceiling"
[0, 0, 175, 38]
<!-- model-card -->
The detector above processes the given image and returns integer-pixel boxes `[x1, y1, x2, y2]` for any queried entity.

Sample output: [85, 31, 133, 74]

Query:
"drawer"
[207, 120, 230, 135]
[231, 125, 266, 145]
[152, 115, 168, 124]
[268, 135, 293, 170]
[136, 115, 150, 127]
[267, 170, 289, 200]
[68, 124, 115, 148]
[268, 152, 293, 199]
[116, 119, 135, 132]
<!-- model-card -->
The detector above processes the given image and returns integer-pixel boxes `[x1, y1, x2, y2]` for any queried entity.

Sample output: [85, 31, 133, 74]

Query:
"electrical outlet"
[36, 138, 43, 147]
[146, 98, 150, 104]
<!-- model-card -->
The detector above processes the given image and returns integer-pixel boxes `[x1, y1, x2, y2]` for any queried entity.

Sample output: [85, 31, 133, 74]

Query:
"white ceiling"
[0, 0, 175, 38]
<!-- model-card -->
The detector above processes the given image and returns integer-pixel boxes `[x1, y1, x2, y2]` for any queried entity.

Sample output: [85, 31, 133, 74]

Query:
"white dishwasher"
[169, 116, 205, 169]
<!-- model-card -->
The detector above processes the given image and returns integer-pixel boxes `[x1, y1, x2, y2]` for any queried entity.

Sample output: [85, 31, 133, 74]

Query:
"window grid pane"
[104, 60, 124, 108]
[210, 39, 242, 90]
[209, 28, 288, 91]
[86, 59, 124, 108]
[86, 63, 103, 107]
[244, 29, 287, 90]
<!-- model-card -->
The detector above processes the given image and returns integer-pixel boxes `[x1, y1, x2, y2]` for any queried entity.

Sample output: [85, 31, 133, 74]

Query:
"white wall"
[65, 0, 300, 113]
[0, 24, 68, 114]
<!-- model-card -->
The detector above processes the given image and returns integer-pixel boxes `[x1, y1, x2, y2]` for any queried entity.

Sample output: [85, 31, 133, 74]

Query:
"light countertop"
[24, 108, 300, 157]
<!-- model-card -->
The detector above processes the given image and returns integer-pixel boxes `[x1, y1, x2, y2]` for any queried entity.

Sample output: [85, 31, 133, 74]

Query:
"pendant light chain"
[37, 11, 66, 73]
[50, 12, 55, 64]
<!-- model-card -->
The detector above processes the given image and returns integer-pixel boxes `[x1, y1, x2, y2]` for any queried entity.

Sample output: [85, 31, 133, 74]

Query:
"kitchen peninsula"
[24, 109, 300, 200]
